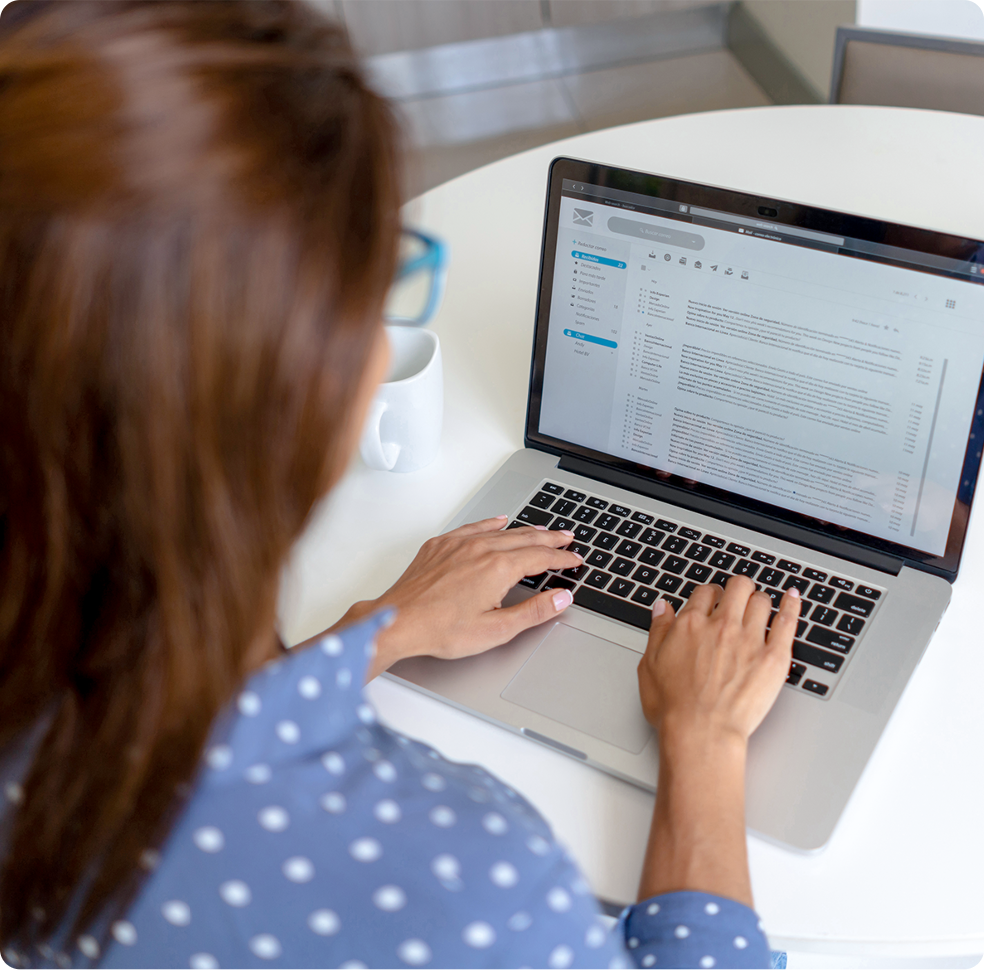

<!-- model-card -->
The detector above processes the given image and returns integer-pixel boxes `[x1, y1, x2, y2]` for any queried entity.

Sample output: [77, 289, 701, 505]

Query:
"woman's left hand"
[325, 516, 584, 678]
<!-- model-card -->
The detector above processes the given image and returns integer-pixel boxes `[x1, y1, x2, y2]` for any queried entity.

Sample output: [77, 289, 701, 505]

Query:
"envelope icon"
[573, 208, 594, 226]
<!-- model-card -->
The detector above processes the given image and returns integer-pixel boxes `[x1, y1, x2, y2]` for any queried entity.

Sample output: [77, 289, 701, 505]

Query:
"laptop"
[388, 157, 984, 852]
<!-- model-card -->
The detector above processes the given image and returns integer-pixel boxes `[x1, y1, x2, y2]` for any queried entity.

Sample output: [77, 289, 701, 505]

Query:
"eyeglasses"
[384, 228, 449, 327]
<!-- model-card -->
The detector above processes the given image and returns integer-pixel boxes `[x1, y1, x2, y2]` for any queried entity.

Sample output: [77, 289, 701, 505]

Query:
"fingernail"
[533, 524, 548, 531]
[495, 514, 508, 520]
[552, 589, 573, 611]
[571, 551, 583, 562]
[560, 529, 574, 537]
[788, 588, 801, 598]
[653, 599, 666, 617]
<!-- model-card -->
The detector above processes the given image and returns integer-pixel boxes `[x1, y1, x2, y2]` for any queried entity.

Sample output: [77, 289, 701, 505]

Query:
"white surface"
[857, 0, 984, 40]
[280, 106, 984, 957]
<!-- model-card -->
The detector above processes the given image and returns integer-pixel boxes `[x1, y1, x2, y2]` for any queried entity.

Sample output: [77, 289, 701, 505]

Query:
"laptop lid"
[526, 157, 984, 582]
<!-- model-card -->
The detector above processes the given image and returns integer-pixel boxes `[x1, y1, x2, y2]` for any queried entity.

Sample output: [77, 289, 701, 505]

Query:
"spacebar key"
[573, 587, 652, 631]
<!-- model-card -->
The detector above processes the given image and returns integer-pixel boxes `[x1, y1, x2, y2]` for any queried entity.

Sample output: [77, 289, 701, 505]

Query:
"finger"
[739, 584, 773, 630]
[645, 598, 676, 654]
[492, 586, 574, 641]
[483, 525, 577, 551]
[710, 573, 756, 622]
[766, 589, 801, 654]
[680, 582, 722, 615]
[508, 544, 583, 580]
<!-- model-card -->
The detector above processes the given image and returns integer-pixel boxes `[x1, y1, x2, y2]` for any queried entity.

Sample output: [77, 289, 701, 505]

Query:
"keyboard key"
[763, 588, 784, 609]
[710, 571, 730, 588]
[596, 513, 620, 532]
[793, 640, 844, 673]
[727, 542, 751, 557]
[640, 528, 666, 546]
[517, 506, 552, 526]
[561, 565, 589, 581]
[564, 489, 586, 502]
[609, 578, 635, 598]
[811, 605, 837, 626]
[585, 570, 611, 590]
[640, 548, 665, 567]
[632, 565, 659, 585]
[573, 587, 651, 630]
[797, 619, 808, 638]
[786, 661, 806, 685]
[802, 679, 829, 696]
[655, 519, 678, 532]
[709, 551, 735, 570]
[783, 576, 811, 595]
[570, 542, 590, 558]
[686, 543, 712, 563]
[802, 568, 827, 582]
[834, 592, 874, 617]
[662, 595, 684, 612]
[679, 527, 702, 541]
[703, 535, 726, 548]
[631, 511, 654, 524]
[616, 520, 642, 539]
[663, 555, 688, 575]
[610, 558, 635, 576]
[573, 525, 596, 543]
[551, 517, 576, 532]
[586, 550, 612, 569]
[551, 499, 577, 517]
[807, 627, 855, 652]
[830, 577, 854, 591]
[680, 581, 698, 599]
[519, 573, 547, 589]
[856, 585, 881, 600]
[506, 520, 524, 530]
[837, 614, 865, 635]
[542, 482, 564, 494]
[543, 576, 576, 591]
[759, 568, 784, 587]
[610, 504, 632, 517]
[776, 559, 801, 574]
[586, 496, 608, 510]
[616, 539, 642, 558]
[594, 532, 619, 550]
[656, 574, 683, 593]
[573, 506, 597, 523]
[807, 584, 835, 604]
[732, 559, 759, 579]
[632, 587, 659, 607]
[751, 551, 776, 564]
[662, 535, 689, 554]
[529, 491, 555, 509]
[685, 563, 712, 582]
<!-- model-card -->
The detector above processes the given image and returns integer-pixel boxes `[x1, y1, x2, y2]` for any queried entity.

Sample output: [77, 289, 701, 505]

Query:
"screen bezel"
[525, 157, 984, 582]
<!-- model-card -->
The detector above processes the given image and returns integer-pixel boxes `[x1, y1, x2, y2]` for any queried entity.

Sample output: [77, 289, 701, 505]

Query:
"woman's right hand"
[637, 577, 801, 747]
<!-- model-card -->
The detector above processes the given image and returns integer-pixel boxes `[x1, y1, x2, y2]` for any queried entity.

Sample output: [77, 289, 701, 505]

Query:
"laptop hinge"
[558, 455, 904, 577]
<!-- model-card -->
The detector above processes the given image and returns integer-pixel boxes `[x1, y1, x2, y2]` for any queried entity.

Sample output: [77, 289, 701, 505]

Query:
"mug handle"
[359, 398, 401, 471]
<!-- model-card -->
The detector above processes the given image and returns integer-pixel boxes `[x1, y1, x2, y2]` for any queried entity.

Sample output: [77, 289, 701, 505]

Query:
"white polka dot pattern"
[397, 939, 431, 965]
[190, 953, 218, 969]
[734, 935, 748, 949]
[489, 860, 519, 887]
[4, 782, 23, 804]
[642, 955, 656, 967]
[482, 811, 508, 835]
[161, 900, 191, 926]
[237, 690, 261, 716]
[320, 634, 343, 656]
[249, 934, 281, 960]
[322, 751, 345, 774]
[219, 880, 251, 907]
[205, 745, 232, 771]
[421, 772, 445, 791]
[373, 760, 396, 782]
[111, 921, 137, 946]
[349, 837, 382, 862]
[282, 856, 315, 883]
[77, 936, 99, 959]
[675, 924, 691, 939]
[373, 798, 401, 824]
[321, 792, 346, 814]
[192, 827, 224, 853]
[705, 901, 720, 915]
[372, 884, 406, 911]
[258, 806, 289, 832]
[428, 805, 456, 827]
[308, 909, 341, 936]
[298, 675, 322, 699]
[275, 720, 300, 744]
[507, 911, 533, 932]
[549, 943, 575, 968]
[647, 902, 660, 915]
[462, 921, 496, 949]
[244, 763, 271, 785]
[700, 957, 716, 967]
[547, 887, 572, 912]
[336, 667, 352, 689]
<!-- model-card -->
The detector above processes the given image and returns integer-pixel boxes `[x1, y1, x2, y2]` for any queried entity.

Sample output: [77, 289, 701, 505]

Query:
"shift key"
[793, 640, 845, 673]
[834, 592, 875, 617]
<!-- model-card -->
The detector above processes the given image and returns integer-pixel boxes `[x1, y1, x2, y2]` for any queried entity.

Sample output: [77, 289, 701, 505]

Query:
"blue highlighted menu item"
[564, 329, 618, 349]
[572, 251, 626, 269]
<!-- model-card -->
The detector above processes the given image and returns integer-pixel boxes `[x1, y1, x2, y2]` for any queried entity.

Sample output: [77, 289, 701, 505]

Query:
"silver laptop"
[388, 157, 984, 852]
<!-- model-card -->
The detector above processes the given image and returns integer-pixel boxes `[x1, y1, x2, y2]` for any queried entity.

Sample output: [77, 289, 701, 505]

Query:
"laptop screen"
[528, 158, 984, 576]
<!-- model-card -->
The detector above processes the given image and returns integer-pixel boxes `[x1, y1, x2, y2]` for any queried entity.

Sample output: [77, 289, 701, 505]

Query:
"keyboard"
[508, 480, 886, 701]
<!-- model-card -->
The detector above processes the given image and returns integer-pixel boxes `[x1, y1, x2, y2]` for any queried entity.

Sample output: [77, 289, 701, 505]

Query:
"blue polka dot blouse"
[0, 611, 771, 969]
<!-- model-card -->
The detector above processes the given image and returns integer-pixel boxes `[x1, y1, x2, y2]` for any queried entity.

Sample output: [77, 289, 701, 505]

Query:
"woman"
[0, 3, 800, 967]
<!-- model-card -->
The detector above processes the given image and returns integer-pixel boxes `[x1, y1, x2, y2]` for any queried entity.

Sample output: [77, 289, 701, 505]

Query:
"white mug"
[360, 325, 443, 473]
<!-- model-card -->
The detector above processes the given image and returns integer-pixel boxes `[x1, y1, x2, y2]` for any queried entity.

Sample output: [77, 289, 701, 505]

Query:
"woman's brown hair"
[0, 0, 400, 954]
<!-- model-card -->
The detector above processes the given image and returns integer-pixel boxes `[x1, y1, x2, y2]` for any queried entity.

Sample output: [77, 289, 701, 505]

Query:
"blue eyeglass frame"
[385, 228, 449, 327]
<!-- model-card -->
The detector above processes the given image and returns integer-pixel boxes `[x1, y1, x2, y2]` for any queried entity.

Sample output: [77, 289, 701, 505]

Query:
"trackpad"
[501, 623, 654, 754]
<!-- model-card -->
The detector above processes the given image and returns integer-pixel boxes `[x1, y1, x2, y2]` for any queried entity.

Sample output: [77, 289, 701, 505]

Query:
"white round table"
[279, 106, 984, 961]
